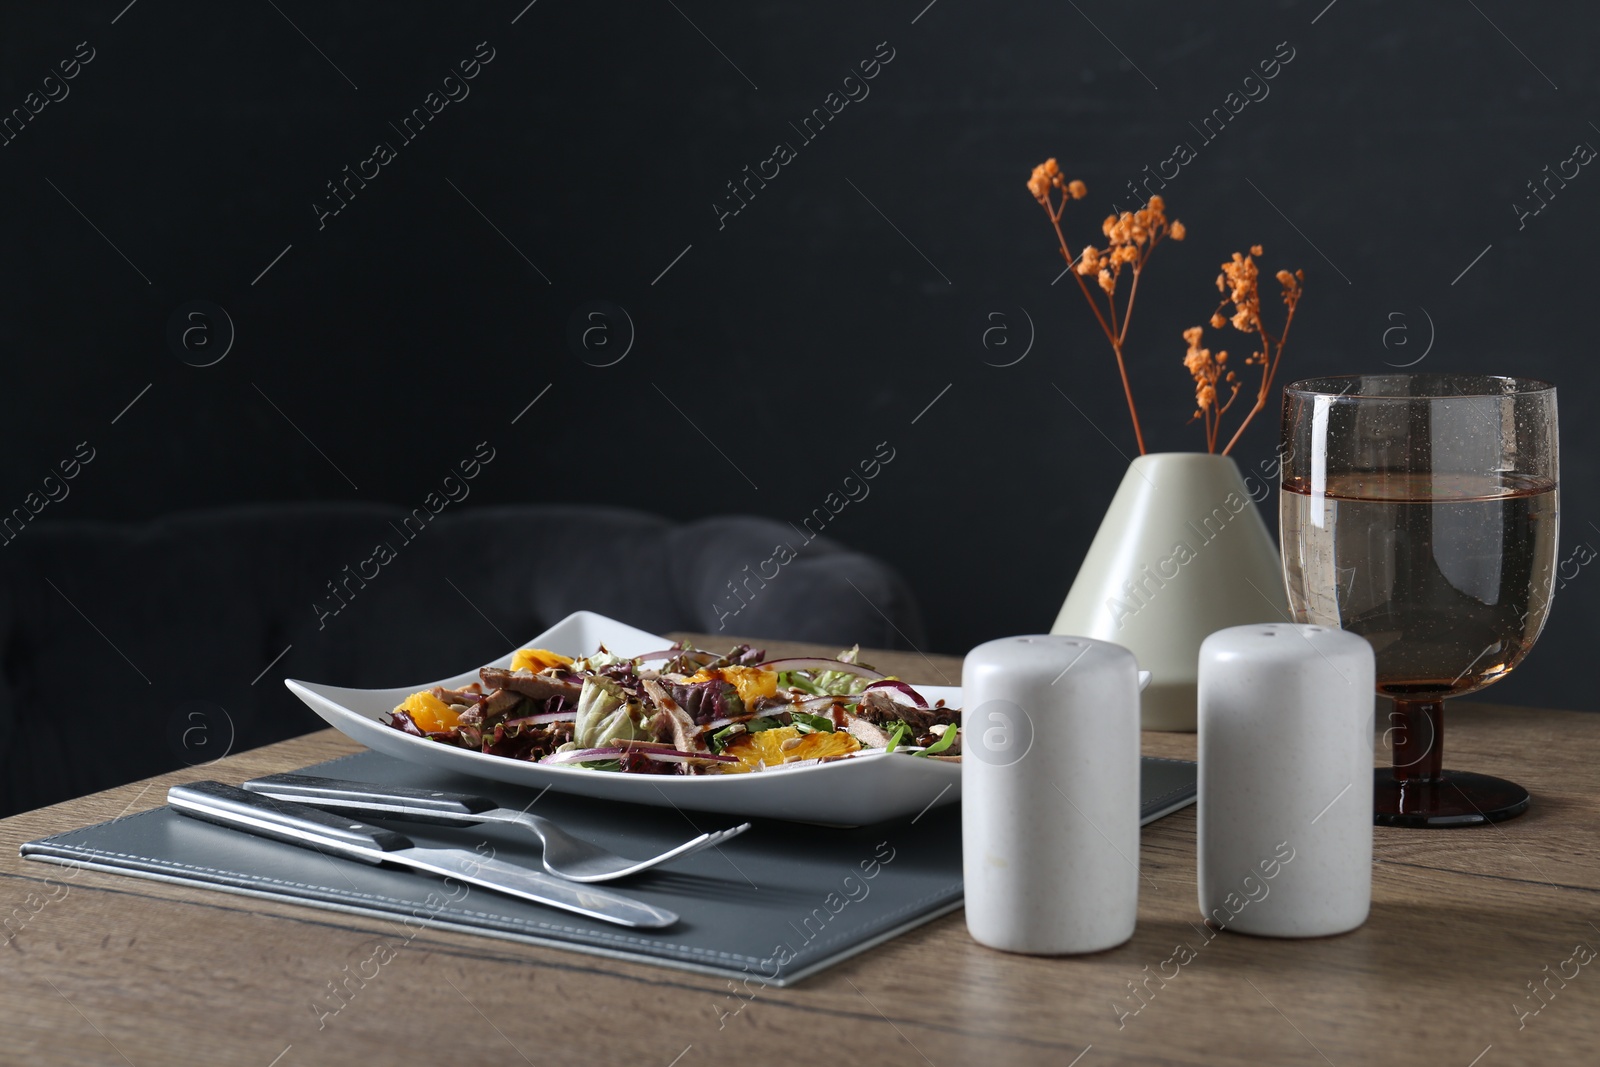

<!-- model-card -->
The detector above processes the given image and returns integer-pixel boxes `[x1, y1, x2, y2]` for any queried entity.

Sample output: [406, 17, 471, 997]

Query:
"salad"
[385, 643, 961, 775]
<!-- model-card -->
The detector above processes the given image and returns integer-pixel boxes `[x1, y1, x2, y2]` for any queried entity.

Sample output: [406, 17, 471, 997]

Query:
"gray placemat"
[21, 751, 1196, 984]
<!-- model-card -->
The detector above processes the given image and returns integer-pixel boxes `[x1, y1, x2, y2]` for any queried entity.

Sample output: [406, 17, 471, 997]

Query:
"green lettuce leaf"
[791, 711, 835, 733]
[572, 676, 650, 749]
[570, 645, 630, 673]
[809, 645, 878, 697]
[916, 724, 959, 756]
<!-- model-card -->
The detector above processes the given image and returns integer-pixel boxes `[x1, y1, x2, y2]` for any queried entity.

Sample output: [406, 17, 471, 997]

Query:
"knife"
[166, 781, 678, 929]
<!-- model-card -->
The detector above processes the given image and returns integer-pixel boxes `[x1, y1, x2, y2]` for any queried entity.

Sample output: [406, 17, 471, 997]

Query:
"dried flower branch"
[1182, 327, 1239, 454]
[1028, 159, 1184, 455]
[1183, 246, 1304, 455]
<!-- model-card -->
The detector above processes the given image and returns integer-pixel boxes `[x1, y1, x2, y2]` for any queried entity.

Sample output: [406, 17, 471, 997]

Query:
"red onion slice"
[787, 695, 849, 715]
[617, 739, 736, 764]
[616, 739, 737, 763]
[539, 746, 625, 765]
[702, 715, 749, 731]
[614, 740, 686, 753]
[519, 709, 578, 724]
[863, 679, 929, 708]
[707, 697, 847, 729]
[755, 657, 885, 680]
[632, 648, 717, 666]
[541, 740, 737, 766]
[640, 749, 738, 764]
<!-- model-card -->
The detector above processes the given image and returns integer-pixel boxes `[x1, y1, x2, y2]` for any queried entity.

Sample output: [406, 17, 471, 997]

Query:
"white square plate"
[285, 611, 961, 825]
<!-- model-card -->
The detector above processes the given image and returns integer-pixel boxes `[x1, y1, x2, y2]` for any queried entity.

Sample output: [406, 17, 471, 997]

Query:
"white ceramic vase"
[1051, 452, 1288, 731]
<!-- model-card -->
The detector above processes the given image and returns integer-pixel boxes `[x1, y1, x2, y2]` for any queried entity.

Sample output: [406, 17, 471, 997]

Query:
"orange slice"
[395, 690, 459, 733]
[719, 725, 861, 772]
[683, 666, 779, 706]
[510, 648, 574, 672]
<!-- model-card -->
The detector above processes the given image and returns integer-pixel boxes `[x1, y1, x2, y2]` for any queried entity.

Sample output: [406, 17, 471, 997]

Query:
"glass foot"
[1373, 768, 1530, 827]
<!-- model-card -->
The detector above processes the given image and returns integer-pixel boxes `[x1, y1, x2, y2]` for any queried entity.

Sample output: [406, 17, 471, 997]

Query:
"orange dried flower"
[1183, 328, 1231, 414]
[1275, 268, 1305, 311]
[1025, 159, 1188, 457]
[1185, 244, 1305, 455]
[1027, 166, 1050, 202]
[1220, 251, 1261, 333]
[1183, 323, 1240, 444]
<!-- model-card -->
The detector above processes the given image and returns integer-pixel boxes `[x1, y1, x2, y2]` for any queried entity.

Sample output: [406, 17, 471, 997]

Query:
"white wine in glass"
[1280, 375, 1558, 827]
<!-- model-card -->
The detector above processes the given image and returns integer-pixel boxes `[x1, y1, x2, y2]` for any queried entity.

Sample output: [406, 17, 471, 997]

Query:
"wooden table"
[3, 635, 1597, 1066]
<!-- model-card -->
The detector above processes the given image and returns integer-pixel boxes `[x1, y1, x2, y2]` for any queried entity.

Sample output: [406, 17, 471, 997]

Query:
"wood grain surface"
[1, 635, 1596, 1066]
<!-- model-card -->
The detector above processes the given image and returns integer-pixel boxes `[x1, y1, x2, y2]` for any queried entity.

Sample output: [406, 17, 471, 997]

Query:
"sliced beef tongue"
[459, 687, 524, 727]
[857, 688, 959, 736]
[845, 717, 893, 749]
[642, 679, 701, 754]
[479, 667, 584, 703]
[482, 688, 524, 717]
[433, 684, 485, 706]
[848, 713, 959, 752]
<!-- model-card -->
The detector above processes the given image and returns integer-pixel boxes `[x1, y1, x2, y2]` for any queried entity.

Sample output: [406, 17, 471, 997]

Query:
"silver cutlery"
[167, 781, 678, 929]
[241, 773, 752, 883]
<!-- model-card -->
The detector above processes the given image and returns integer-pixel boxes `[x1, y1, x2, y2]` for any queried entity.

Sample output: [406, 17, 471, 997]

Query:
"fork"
[241, 773, 751, 883]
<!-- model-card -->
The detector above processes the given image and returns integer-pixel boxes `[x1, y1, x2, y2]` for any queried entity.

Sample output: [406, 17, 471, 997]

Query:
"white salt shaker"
[962, 635, 1141, 954]
[1197, 622, 1374, 937]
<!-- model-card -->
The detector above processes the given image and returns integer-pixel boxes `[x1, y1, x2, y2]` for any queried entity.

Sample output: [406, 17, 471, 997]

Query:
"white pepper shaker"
[1197, 622, 1375, 937]
[962, 634, 1141, 955]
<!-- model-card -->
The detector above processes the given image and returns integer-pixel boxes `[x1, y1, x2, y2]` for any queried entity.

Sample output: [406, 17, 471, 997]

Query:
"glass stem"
[1390, 698, 1444, 782]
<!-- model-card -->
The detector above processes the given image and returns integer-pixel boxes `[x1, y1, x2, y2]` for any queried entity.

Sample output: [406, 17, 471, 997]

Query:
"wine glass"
[1280, 374, 1559, 827]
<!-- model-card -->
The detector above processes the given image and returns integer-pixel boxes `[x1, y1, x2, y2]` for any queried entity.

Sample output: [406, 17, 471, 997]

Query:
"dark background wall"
[1, 0, 1593, 710]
